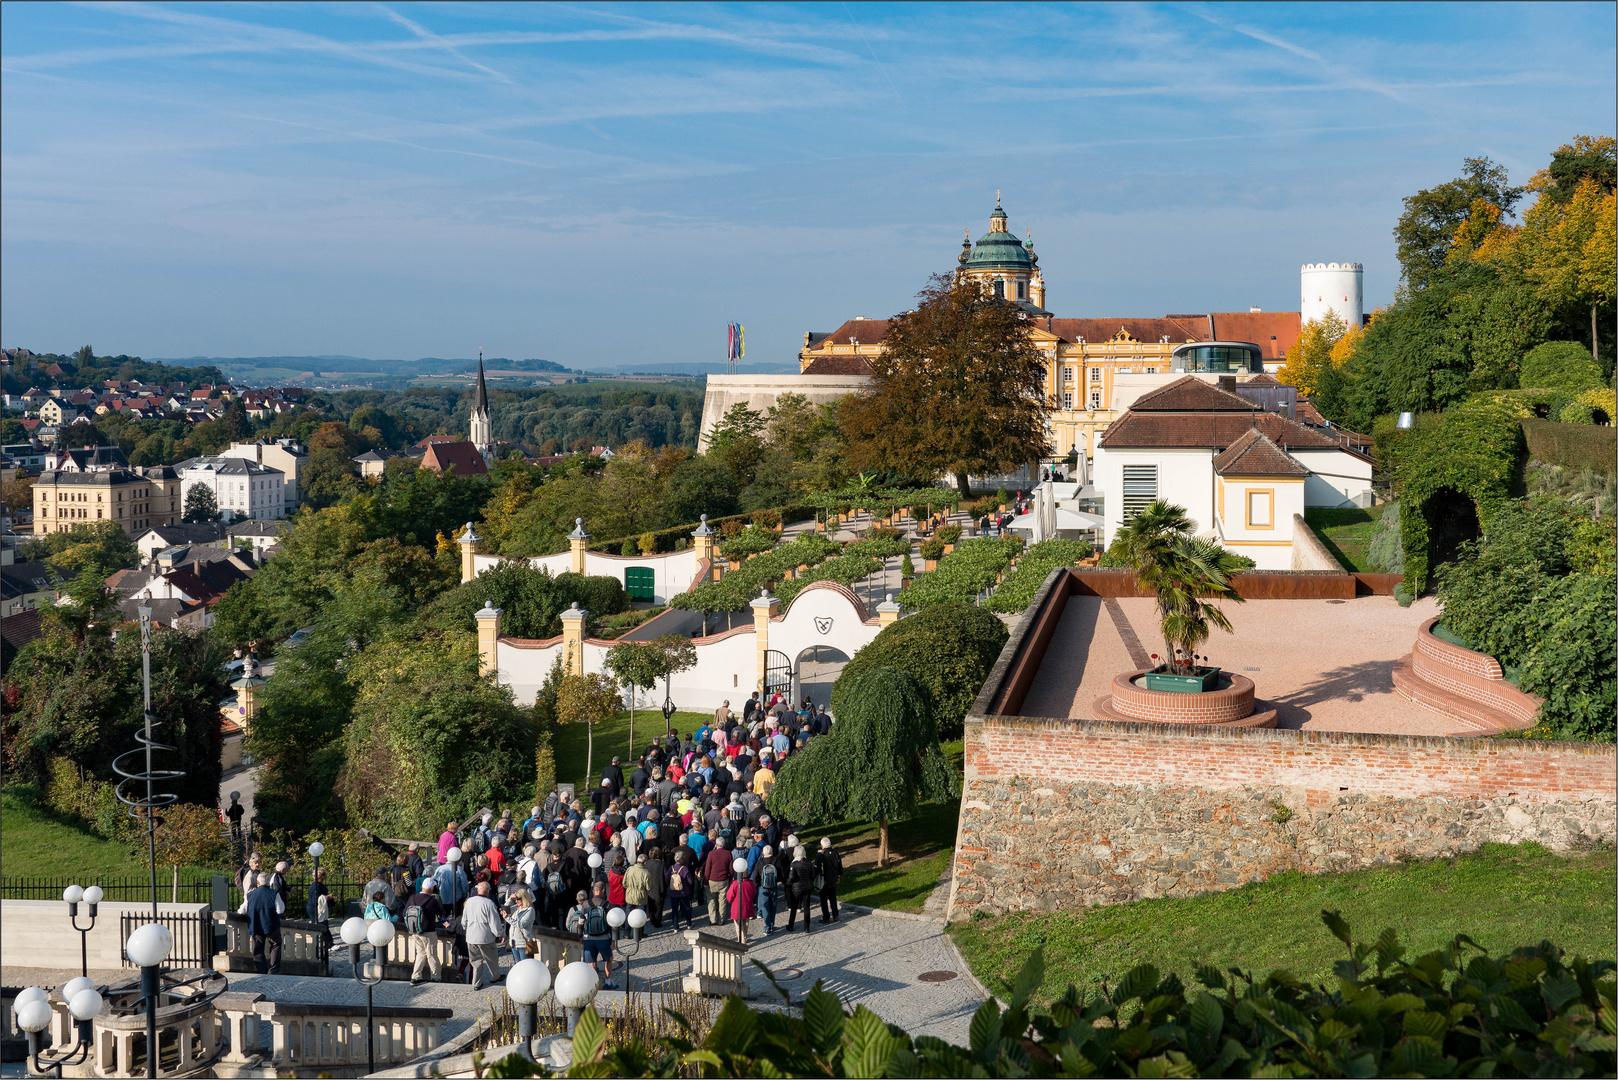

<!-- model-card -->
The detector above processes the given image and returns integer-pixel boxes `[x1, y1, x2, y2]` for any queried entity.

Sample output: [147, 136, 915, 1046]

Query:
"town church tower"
[469, 353, 495, 464]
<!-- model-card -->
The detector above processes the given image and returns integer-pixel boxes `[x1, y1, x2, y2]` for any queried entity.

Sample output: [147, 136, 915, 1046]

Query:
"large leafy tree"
[1394, 156, 1522, 288]
[604, 634, 697, 752]
[334, 632, 536, 837]
[833, 602, 1007, 740]
[842, 273, 1050, 496]
[183, 483, 220, 523]
[767, 667, 957, 867]
[2, 621, 227, 808]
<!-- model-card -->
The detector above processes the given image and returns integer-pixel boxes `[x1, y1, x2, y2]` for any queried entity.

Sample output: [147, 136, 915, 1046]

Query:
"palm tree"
[1121, 500, 1246, 673]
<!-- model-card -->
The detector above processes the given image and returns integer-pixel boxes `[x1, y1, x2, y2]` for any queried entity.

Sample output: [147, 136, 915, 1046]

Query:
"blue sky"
[2, 2, 1613, 371]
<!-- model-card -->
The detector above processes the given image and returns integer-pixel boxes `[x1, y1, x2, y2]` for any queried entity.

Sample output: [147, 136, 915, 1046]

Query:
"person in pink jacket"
[438, 821, 459, 864]
[725, 858, 757, 944]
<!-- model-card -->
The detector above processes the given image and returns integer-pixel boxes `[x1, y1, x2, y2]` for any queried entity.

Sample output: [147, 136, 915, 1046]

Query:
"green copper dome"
[964, 201, 1035, 270]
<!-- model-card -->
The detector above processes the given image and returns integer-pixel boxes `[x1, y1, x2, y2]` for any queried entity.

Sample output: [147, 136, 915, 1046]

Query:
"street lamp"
[63, 884, 104, 979]
[342, 915, 395, 1076]
[611, 907, 648, 999]
[16, 985, 102, 1077]
[308, 840, 324, 875]
[125, 922, 173, 1079]
[505, 957, 553, 1061]
[553, 961, 600, 1035]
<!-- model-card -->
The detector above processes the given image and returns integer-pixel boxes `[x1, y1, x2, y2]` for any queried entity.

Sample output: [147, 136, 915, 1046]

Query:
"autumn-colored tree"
[841, 273, 1050, 496]
[141, 802, 229, 900]
[1394, 156, 1523, 288]
[1278, 312, 1348, 396]
[556, 671, 621, 791]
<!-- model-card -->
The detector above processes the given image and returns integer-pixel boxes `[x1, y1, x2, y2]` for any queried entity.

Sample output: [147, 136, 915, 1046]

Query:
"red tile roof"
[1208, 312, 1302, 360]
[1046, 317, 1208, 344]
[1212, 428, 1309, 477]
[801, 354, 874, 376]
[811, 319, 893, 347]
[1100, 411, 1341, 451]
[420, 441, 489, 476]
[1129, 376, 1256, 412]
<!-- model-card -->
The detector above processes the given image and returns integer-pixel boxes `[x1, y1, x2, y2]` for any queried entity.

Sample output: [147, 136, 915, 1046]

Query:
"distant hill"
[151, 355, 580, 381]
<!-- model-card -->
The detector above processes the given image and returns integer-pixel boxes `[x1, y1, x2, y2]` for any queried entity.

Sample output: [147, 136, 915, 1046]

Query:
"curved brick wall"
[1395, 619, 1538, 733]
[1105, 669, 1256, 725]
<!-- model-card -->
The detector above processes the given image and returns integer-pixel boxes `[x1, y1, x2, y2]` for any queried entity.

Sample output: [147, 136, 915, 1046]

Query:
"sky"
[2, 2, 1614, 371]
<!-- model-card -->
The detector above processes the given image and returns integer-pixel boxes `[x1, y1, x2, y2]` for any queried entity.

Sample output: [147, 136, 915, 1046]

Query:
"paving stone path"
[2, 906, 983, 1053]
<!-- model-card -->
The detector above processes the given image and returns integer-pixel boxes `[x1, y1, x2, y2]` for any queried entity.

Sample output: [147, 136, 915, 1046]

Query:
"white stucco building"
[1094, 376, 1374, 570]
[175, 456, 287, 522]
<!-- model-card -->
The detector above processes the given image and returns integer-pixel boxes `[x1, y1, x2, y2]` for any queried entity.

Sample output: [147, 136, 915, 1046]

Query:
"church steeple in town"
[469, 349, 494, 464]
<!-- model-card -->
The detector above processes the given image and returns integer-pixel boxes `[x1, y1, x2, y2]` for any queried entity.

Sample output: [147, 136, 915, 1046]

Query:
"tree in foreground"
[479, 911, 1615, 1079]
[832, 602, 1006, 740]
[1120, 500, 1246, 673]
[841, 273, 1050, 495]
[183, 483, 221, 523]
[556, 671, 621, 792]
[766, 667, 956, 867]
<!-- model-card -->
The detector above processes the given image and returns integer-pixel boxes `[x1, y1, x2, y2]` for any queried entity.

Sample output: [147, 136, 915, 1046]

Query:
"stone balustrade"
[91, 967, 228, 1078]
[253, 1000, 450, 1071]
[212, 912, 330, 976]
[680, 930, 751, 998]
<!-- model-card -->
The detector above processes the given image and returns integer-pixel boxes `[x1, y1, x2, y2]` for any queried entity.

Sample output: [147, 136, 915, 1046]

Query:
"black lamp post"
[125, 922, 173, 1079]
[15, 984, 101, 1078]
[62, 883, 104, 979]
[341, 915, 395, 1076]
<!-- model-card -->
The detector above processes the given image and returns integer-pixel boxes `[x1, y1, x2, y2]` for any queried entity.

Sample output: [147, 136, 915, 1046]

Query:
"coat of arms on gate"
[814, 617, 833, 635]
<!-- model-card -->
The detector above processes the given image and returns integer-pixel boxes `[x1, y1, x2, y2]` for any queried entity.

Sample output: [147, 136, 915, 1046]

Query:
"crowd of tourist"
[237, 691, 847, 991]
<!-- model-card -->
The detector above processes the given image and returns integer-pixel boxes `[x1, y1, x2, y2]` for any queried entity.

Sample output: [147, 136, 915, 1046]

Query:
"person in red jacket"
[725, 858, 757, 944]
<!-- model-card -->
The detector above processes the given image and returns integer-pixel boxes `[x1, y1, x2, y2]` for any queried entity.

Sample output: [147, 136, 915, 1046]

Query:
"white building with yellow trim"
[1093, 376, 1373, 569]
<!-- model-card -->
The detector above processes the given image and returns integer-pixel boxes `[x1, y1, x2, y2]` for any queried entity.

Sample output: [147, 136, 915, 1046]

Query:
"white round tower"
[1300, 262, 1363, 328]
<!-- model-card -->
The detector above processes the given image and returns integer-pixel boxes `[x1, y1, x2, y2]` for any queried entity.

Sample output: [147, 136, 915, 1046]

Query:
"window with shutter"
[1121, 465, 1158, 519]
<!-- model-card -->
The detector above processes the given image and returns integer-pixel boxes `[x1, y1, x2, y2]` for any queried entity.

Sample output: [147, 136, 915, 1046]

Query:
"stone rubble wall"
[946, 716, 1616, 919]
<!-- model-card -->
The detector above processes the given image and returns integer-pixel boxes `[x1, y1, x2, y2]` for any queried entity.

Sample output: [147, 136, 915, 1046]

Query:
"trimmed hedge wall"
[586, 505, 815, 554]
[1521, 418, 1617, 478]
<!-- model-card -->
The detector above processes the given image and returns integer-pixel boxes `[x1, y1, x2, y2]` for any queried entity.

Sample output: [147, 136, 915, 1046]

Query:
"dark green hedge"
[587, 505, 815, 555]
[1521, 418, 1617, 478]
[485, 911, 1616, 1078]
[832, 602, 1007, 739]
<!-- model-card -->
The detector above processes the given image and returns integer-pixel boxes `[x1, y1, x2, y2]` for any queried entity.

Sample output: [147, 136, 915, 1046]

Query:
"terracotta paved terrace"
[1021, 594, 1473, 735]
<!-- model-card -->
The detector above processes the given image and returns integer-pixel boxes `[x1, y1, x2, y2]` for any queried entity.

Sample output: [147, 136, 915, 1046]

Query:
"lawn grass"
[0, 785, 216, 885]
[1303, 504, 1388, 573]
[948, 842, 1617, 1002]
[553, 709, 718, 794]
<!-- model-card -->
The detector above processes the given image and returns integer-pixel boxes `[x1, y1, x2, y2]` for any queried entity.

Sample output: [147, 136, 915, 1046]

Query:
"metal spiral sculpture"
[113, 605, 185, 918]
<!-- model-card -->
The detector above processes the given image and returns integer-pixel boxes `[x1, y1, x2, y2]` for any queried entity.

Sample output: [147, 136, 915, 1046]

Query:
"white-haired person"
[785, 845, 816, 934]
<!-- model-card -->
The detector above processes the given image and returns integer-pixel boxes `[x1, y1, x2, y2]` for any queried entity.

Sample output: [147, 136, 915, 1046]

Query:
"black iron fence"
[119, 910, 213, 969]
[1, 874, 376, 917]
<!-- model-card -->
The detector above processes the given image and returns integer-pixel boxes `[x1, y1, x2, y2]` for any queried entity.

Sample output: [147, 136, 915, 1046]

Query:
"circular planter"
[1093, 668, 1277, 728]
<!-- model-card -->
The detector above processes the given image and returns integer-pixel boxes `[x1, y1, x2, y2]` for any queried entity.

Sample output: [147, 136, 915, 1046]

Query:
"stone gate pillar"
[475, 601, 502, 677]
[691, 514, 717, 581]
[751, 590, 780, 693]
[458, 522, 480, 584]
[560, 603, 587, 676]
[568, 519, 590, 575]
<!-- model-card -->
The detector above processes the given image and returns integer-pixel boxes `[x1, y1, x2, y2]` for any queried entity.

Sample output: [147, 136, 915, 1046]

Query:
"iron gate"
[762, 649, 793, 700]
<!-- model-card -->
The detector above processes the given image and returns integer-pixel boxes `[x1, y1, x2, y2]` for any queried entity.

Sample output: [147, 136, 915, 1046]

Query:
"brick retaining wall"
[945, 716, 1616, 919]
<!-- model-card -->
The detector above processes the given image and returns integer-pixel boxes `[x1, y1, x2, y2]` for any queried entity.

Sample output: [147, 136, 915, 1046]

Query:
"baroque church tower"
[469, 352, 495, 464]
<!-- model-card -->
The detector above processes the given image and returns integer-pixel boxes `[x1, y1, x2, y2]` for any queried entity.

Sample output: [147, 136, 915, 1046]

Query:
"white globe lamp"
[61, 976, 94, 1001]
[308, 841, 325, 858]
[506, 958, 552, 1005]
[83, 886, 104, 906]
[69, 988, 104, 1022]
[554, 961, 599, 1034]
[606, 907, 626, 929]
[587, 852, 602, 869]
[446, 846, 462, 863]
[627, 908, 648, 930]
[732, 858, 747, 874]
[15, 999, 52, 1035]
[14, 987, 47, 1010]
[125, 923, 173, 969]
[340, 917, 369, 947]
[367, 919, 396, 948]
[62, 885, 84, 905]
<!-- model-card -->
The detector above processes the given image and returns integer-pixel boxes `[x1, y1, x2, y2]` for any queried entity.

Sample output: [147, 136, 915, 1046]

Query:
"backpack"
[403, 904, 424, 935]
[813, 867, 825, 891]
[760, 863, 778, 891]
[669, 869, 687, 894]
[584, 906, 609, 937]
[546, 871, 565, 896]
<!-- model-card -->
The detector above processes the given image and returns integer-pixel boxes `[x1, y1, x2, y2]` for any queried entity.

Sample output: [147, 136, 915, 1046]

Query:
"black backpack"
[403, 904, 424, 934]
[584, 906, 609, 937]
[760, 863, 778, 891]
